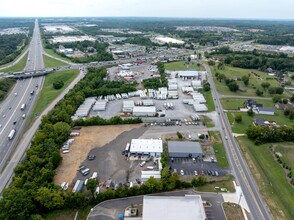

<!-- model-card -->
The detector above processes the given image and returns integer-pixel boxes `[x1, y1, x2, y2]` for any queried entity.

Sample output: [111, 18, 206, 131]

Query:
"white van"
[140, 161, 146, 167]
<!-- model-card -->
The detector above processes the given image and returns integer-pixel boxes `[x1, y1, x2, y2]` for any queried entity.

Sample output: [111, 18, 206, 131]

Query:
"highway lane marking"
[0, 77, 33, 136]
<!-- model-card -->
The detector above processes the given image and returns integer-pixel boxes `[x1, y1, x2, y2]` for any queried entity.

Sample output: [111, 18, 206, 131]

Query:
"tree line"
[208, 47, 294, 71]
[246, 125, 294, 145]
[0, 78, 16, 101]
[142, 62, 168, 89]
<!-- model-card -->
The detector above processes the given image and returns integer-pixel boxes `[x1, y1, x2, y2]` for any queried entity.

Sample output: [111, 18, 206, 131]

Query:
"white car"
[194, 171, 198, 176]
[180, 170, 184, 176]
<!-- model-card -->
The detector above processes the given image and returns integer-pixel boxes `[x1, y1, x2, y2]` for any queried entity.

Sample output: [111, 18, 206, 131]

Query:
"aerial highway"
[204, 63, 272, 220]
[0, 19, 44, 172]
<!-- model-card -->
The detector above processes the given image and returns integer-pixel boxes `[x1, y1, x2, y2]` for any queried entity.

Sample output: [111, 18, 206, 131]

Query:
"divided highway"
[0, 19, 44, 172]
[204, 64, 272, 220]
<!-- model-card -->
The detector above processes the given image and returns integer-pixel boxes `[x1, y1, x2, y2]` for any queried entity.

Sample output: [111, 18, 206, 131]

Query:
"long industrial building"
[129, 139, 163, 157]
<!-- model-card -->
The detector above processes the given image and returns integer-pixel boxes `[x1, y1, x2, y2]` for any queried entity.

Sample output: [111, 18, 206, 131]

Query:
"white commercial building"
[129, 139, 163, 157]
[191, 80, 202, 89]
[92, 101, 107, 111]
[193, 103, 208, 112]
[168, 90, 179, 99]
[177, 71, 199, 79]
[133, 106, 156, 117]
[142, 195, 206, 220]
[123, 100, 135, 113]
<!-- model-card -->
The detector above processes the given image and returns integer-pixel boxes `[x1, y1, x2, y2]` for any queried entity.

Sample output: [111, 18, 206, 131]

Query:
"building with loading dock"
[129, 139, 163, 157]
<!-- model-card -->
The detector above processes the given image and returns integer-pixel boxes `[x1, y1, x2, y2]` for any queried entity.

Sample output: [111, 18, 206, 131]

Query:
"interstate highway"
[0, 19, 44, 171]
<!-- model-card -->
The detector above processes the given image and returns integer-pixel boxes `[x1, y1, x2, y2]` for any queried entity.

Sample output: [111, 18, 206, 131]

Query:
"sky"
[0, 0, 293, 20]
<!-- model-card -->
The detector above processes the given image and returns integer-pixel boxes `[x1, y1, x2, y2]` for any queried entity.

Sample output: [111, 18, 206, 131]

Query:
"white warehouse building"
[129, 139, 163, 157]
[133, 106, 156, 117]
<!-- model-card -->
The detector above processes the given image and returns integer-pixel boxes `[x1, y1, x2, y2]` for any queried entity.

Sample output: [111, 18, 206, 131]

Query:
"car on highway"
[3, 114, 5, 118]
[180, 170, 184, 176]
[194, 170, 198, 176]
[13, 121, 17, 125]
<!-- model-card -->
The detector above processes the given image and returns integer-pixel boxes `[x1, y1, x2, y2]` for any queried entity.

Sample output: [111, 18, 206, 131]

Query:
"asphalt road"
[204, 63, 272, 220]
[0, 20, 44, 173]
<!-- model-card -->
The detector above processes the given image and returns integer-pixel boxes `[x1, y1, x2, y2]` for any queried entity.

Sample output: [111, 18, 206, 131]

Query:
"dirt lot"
[223, 202, 245, 220]
[54, 124, 142, 185]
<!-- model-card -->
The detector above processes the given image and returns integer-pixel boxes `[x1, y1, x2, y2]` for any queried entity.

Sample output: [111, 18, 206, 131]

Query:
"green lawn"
[32, 69, 79, 117]
[2, 52, 28, 73]
[237, 137, 294, 219]
[209, 131, 229, 168]
[220, 98, 274, 110]
[203, 116, 214, 128]
[275, 144, 294, 169]
[43, 55, 67, 68]
[165, 61, 205, 71]
[196, 174, 235, 193]
[44, 48, 72, 63]
[226, 109, 294, 134]
[45, 207, 91, 220]
[203, 90, 215, 111]
[210, 65, 280, 97]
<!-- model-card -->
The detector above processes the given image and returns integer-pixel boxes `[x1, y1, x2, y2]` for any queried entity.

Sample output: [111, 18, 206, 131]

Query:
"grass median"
[31, 69, 79, 119]
[209, 131, 230, 168]
[43, 55, 67, 68]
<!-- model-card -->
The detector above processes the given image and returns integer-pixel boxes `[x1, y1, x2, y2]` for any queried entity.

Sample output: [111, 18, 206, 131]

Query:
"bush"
[176, 131, 183, 139]
[235, 115, 242, 123]
[53, 80, 64, 89]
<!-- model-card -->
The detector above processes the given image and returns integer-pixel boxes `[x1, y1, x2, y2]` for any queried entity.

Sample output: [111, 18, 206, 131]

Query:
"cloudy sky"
[1, 0, 293, 19]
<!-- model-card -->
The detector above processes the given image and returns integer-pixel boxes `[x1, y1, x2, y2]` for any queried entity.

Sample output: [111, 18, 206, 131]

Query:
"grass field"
[43, 55, 67, 68]
[275, 144, 294, 168]
[165, 61, 205, 71]
[203, 116, 215, 128]
[2, 52, 28, 73]
[237, 137, 294, 219]
[196, 174, 235, 193]
[44, 48, 72, 63]
[45, 207, 91, 220]
[203, 90, 215, 111]
[220, 98, 274, 110]
[223, 203, 245, 220]
[209, 131, 229, 168]
[226, 110, 294, 134]
[210, 65, 280, 97]
[32, 69, 79, 117]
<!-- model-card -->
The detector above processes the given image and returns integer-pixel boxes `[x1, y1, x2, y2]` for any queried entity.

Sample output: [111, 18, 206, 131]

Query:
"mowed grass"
[45, 207, 91, 220]
[2, 52, 28, 73]
[32, 69, 79, 116]
[210, 65, 280, 97]
[275, 144, 294, 168]
[209, 131, 229, 168]
[165, 61, 205, 71]
[196, 174, 235, 193]
[220, 98, 274, 110]
[237, 137, 294, 219]
[226, 110, 294, 134]
[203, 116, 214, 128]
[44, 48, 72, 63]
[43, 55, 67, 68]
[203, 90, 215, 111]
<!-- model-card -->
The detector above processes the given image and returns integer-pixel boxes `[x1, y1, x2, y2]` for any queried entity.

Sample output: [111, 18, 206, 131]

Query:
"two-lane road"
[204, 63, 272, 220]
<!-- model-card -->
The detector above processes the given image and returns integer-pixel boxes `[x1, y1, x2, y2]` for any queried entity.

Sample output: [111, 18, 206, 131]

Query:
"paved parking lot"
[169, 157, 229, 177]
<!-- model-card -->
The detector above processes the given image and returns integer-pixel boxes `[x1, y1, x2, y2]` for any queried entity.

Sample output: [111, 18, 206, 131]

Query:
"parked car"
[194, 170, 198, 176]
[88, 155, 96, 160]
[180, 170, 184, 176]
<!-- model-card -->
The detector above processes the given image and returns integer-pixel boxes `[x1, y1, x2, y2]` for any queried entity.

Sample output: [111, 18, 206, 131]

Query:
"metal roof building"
[130, 139, 163, 157]
[123, 100, 135, 113]
[133, 106, 156, 117]
[168, 141, 203, 158]
[142, 195, 206, 220]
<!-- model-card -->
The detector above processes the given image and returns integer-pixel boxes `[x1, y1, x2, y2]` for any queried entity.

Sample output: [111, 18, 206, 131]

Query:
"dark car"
[87, 155, 96, 160]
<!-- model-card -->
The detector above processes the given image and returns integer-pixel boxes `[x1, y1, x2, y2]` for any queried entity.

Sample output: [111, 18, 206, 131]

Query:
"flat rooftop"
[168, 141, 203, 154]
[130, 139, 163, 153]
[142, 195, 206, 220]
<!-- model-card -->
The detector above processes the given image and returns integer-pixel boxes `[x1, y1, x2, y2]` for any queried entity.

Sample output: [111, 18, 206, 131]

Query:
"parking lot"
[169, 157, 229, 177]
[74, 125, 149, 188]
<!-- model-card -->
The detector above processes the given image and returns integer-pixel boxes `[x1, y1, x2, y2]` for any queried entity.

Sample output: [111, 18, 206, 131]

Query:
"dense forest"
[0, 34, 28, 65]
